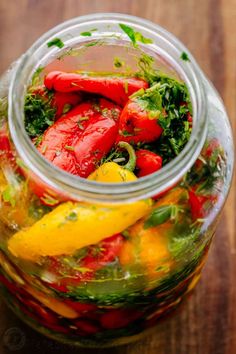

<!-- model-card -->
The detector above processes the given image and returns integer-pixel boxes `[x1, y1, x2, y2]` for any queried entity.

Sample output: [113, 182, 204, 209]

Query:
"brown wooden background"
[0, 1, 235, 353]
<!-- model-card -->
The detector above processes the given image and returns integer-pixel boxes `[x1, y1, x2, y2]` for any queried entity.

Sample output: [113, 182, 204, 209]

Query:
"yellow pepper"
[119, 188, 187, 279]
[119, 221, 172, 279]
[88, 162, 137, 183]
[8, 163, 152, 261]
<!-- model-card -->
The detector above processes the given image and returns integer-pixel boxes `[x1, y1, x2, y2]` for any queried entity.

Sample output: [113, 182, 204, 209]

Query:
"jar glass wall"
[0, 14, 234, 347]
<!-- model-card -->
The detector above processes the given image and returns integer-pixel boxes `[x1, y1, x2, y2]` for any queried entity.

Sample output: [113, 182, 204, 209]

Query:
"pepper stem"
[117, 141, 136, 172]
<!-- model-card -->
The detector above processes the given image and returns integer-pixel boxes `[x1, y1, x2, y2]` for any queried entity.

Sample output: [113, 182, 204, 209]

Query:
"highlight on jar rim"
[0, 13, 234, 347]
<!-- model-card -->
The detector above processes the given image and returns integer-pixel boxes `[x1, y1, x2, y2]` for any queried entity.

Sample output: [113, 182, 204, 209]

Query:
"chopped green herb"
[31, 66, 44, 86]
[144, 204, 185, 229]
[180, 52, 190, 62]
[66, 212, 78, 221]
[33, 135, 43, 147]
[184, 140, 225, 194]
[80, 29, 97, 36]
[62, 104, 72, 114]
[47, 37, 64, 49]
[16, 158, 28, 171]
[119, 24, 153, 47]
[28, 200, 52, 220]
[41, 144, 48, 154]
[40, 194, 59, 206]
[84, 40, 102, 47]
[64, 145, 75, 151]
[119, 130, 133, 137]
[123, 80, 129, 94]
[134, 31, 153, 44]
[2, 185, 16, 207]
[81, 32, 92, 37]
[121, 230, 131, 240]
[24, 90, 56, 137]
[144, 205, 172, 228]
[0, 97, 8, 119]
[135, 55, 192, 164]
[114, 57, 125, 68]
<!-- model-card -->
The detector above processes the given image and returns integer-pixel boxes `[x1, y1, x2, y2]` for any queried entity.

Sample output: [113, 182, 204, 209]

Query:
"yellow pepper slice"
[8, 164, 151, 261]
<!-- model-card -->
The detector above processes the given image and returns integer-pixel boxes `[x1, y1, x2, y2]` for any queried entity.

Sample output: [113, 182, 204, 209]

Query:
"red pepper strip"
[73, 116, 119, 178]
[188, 189, 209, 220]
[188, 187, 218, 221]
[136, 149, 162, 177]
[32, 86, 81, 119]
[0, 123, 15, 161]
[100, 308, 143, 329]
[81, 233, 124, 270]
[38, 98, 121, 178]
[205, 138, 220, 157]
[74, 319, 101, 335]
[44, 71, 62, 89]
[44, 71, 149, 106]
[46, 234, 124, 293]
[116, 100, 163, 144]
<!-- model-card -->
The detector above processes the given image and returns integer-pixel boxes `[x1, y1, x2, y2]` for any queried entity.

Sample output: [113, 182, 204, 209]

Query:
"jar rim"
[8, 13, 208, 203]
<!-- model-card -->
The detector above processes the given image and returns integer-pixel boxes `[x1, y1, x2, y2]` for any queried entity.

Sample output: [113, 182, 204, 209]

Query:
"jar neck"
[8, 13, 208, 203]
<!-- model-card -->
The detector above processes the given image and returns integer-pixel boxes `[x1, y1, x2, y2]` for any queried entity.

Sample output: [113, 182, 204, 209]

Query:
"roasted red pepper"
[188, 189, 209, 220]
[44, 71, 148, 106]
[81, 233, 124, 270]
[136, 149, 162, 177]
[38, 98, 121, 178]
[0, 123, 15, 162]
[188, 188, 217, 220]
[46, 233, 124, 293]
[116, 84, 163, 144]
[100, 308, 143, 329]
[74, 319, 100, 335]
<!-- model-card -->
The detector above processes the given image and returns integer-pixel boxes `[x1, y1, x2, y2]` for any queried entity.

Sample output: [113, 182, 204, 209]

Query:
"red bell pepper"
[44, 71, 149, 106]
[46, 233, 124, 293]
[188, 188, 217, 220]
[100, 308, 143, 329]
[0, 123, 15, 162]
[74, 319, 101, 335]
[81, 233, 124, 270]
[188, 189, 209, 220]
[116, 99, 163, 144]
[136, 149, 162, 177]
[116, 83, 164, 144]
[38, 98, 121, 178]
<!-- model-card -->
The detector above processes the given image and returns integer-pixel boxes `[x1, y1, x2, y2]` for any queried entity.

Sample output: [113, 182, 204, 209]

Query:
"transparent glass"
[0, 14, 234, 347]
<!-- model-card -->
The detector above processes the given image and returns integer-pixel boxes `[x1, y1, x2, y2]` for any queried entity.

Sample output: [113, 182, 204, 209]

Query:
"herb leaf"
[80, 29, 97, 36]
[144, 205, 172, 228]
[47, 38, 64, 49]
[31, 67, 44, 86]
[2, 185, 16, 207]
[119, 24, 153, 47]
[24, 90, 56, 137]
[180, 52, 190, 62]
[136, 55, 192, 165]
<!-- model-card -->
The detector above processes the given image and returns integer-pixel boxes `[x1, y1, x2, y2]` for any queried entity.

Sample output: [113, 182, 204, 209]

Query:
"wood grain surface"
[0, 1, 235, 353]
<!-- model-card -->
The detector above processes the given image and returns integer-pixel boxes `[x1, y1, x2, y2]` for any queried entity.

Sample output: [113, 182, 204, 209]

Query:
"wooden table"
[0, 1, 235, 353]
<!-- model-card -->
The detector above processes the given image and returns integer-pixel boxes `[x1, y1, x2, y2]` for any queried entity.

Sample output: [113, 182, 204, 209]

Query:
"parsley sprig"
[135, 53, 192, 164]
[24, 90, 56, 138]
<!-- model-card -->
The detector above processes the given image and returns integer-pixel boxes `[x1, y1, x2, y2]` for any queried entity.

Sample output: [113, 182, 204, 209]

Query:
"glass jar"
[0, 13, 234, 347]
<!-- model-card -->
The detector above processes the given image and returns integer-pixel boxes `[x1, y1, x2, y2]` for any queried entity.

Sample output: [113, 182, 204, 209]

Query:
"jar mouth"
[8, 13, 208, 203]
